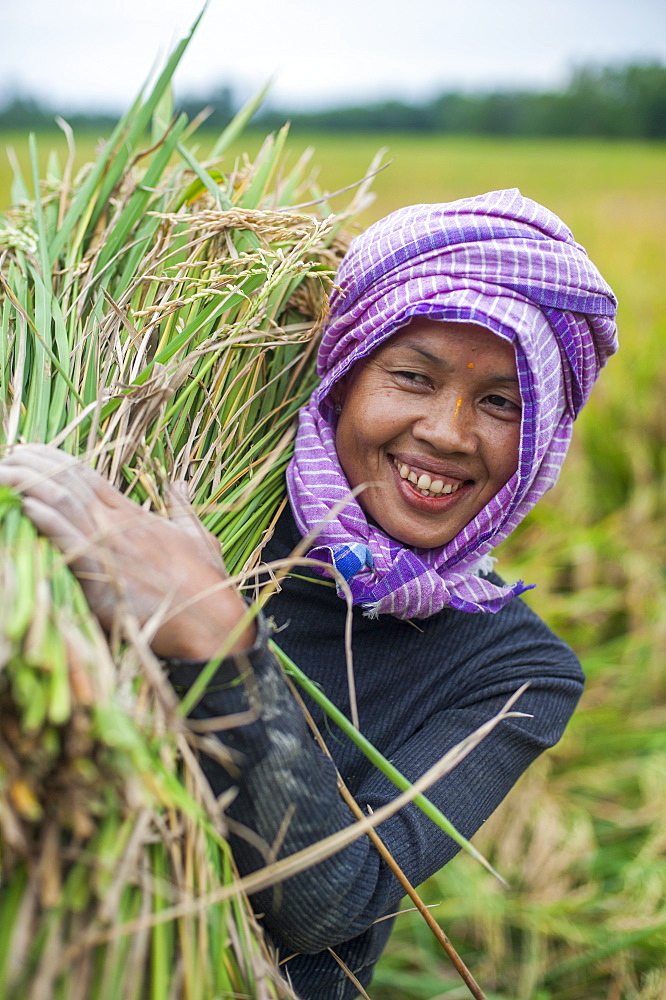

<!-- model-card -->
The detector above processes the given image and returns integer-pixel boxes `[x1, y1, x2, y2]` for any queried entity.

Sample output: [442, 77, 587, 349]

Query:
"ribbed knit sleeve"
[166, 614, 379, 956]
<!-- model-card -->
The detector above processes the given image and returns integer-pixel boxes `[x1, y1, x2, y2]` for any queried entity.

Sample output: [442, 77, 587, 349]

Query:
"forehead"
[375, 317, 517, 369]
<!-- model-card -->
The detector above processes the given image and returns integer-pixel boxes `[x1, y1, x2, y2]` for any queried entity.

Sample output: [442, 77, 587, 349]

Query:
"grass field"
[2, 127, 665, 999]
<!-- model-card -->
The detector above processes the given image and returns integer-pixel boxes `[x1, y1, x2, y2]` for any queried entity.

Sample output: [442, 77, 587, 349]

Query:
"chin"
[369, 511, 458, 550]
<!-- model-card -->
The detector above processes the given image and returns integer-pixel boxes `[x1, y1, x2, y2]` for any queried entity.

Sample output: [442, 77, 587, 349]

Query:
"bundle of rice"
[0, 22, 376, 999]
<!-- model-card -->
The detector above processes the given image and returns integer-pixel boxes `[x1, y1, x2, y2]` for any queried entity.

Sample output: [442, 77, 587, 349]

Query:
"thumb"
[165, 480, 227, 574]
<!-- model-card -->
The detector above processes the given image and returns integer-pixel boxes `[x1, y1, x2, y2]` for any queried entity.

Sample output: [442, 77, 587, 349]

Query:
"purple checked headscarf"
[286, 188, 618, 618]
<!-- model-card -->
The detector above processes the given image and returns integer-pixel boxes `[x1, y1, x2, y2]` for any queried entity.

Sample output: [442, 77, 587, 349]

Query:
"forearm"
[166, 616, 381, 954]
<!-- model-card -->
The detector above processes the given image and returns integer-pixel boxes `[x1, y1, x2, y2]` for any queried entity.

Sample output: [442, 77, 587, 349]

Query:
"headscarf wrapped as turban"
[286, 189, 618, 618]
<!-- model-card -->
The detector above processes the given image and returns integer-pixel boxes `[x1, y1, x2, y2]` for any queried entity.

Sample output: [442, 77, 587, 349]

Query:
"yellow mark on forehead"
[467, 362, 475, 369]
[451, 396, 462, 429]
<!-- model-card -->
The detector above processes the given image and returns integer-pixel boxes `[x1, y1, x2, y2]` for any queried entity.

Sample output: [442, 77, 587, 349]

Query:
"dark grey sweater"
[168, 508, 584, 999]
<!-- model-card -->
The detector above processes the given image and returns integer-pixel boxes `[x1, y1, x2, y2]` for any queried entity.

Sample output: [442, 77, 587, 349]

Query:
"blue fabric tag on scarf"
[332, 542, 374, 581]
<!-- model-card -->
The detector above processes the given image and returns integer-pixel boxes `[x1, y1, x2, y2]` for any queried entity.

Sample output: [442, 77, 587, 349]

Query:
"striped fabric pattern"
[286, 189, 618, 618]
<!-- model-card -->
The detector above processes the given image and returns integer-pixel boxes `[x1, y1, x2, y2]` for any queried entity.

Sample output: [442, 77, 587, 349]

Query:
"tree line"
[1, 62, 664, 139]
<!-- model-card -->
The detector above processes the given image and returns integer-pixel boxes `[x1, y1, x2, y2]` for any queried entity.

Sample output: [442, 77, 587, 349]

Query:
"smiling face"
[331, 318, 522, 550]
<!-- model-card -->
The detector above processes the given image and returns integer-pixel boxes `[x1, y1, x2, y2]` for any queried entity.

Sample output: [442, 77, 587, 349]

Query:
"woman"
[0, 189, 617, 999]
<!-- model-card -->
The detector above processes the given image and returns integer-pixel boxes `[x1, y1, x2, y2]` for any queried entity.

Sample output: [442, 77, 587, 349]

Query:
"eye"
[395, 370, 430, 386]
[484, 394, 522, 414]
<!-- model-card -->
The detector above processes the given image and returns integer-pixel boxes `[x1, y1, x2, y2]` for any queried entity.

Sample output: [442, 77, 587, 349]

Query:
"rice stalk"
[0, 19, 370, 998]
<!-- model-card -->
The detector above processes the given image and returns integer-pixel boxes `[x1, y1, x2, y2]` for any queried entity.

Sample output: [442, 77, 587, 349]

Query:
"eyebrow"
[399, 341, 449, 366]
[390, 341, 519, 383]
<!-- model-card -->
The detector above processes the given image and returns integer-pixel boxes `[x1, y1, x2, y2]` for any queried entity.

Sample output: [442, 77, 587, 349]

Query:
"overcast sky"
[2, 0, 665, 112]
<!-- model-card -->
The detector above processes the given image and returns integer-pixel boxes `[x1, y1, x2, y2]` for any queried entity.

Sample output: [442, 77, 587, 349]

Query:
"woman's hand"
[0, 444, 255, 659]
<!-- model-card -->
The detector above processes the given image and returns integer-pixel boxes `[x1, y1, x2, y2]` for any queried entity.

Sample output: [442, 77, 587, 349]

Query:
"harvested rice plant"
[0, 23, 380, 1000]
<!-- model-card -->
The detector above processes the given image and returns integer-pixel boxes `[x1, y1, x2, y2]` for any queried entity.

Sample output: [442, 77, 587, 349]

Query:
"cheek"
[492, 424, 521, 484]
[338, 392, 400, 446]
[334, 416, 361, 485]
[334, 404, 397, 486]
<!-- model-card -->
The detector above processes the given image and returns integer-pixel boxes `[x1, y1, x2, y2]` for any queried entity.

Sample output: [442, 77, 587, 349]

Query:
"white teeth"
[393, 457, 465, 497]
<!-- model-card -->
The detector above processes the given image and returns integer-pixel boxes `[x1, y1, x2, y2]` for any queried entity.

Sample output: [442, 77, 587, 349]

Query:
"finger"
[166, 479, 193, 511]
[21, 495, 87, 552]
[165, 480, 226, 572]
[0, 462, 99, 537]
[0, 445, 99, 508]
[3, 443, 72, 462]
[4, 443, 81, 476]
[21, 496, 123, 627]
[5, 444, 115, 500]
[21, 497, 108, 589]
[1, 444, 137, 525]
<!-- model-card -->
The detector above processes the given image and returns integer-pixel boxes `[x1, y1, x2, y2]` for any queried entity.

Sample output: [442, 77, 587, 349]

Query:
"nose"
[411, 394, 478, 455]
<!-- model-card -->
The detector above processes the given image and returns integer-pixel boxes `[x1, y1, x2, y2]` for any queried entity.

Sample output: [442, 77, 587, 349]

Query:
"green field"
[2, 128, 665, 999]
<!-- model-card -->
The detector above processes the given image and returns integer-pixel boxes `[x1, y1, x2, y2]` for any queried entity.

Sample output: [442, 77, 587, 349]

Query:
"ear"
[329, 376, 348, 411]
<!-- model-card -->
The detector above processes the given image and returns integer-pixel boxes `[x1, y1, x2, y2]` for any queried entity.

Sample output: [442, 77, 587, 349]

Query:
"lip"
[389, 452, 474, 483]
[388, 456, 474, 513]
